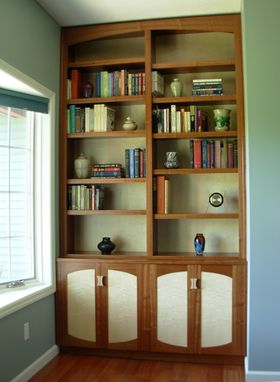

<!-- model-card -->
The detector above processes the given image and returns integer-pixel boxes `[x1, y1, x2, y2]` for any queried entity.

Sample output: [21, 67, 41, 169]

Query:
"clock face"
[209, 192, 224, 208]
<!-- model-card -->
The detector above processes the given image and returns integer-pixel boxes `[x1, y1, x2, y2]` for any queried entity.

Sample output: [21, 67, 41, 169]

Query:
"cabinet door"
[198, 264, 246, 355]
[150, 264, 196, 353]
[56, 260, 102, 348]
[103, 263, 146, 351]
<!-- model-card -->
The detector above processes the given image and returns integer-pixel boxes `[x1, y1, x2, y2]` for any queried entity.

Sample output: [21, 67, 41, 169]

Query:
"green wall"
[242, 0, 280, 373]
[0, 1, 60, 381]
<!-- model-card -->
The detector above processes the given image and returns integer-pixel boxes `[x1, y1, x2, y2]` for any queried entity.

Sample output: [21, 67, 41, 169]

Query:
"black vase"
[97, 237, 116, 255]
[194, 233, 205, 256]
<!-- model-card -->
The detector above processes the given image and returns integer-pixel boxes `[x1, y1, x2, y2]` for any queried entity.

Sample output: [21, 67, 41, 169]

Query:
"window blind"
[0, 88, 48, 114]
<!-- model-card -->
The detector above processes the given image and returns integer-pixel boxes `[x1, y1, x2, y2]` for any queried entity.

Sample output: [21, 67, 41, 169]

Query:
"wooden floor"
[29, 353, 245, 382]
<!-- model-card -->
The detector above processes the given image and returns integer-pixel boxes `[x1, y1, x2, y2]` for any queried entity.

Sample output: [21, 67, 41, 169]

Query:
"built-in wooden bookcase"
[57, 14, 246, 360]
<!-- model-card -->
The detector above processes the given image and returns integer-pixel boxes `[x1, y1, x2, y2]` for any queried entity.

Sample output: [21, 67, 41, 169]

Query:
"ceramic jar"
[97, 237, 116, 255]
[122, 117, 137, 131]
[164, 152, 179, 169]
[194, 233, 205, 256]
[170, 78, 182, 97]
[74, 153, 90, 179]
[82, 81, 93, 98]
[213, 109, 231, 131]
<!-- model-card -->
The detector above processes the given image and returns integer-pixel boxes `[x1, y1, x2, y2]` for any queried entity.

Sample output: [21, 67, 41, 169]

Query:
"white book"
[85, 107, 91, 132]
[170, 104, 177, 133]
[176, 111, 181, 133]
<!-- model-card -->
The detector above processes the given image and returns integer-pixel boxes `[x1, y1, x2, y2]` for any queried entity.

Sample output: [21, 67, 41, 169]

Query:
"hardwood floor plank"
[28, 354, 245, 382]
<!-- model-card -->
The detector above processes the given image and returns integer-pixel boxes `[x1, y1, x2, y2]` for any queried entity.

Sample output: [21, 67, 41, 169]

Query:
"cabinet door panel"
[150, 264, 194, 353]
[108, 269, 137, 343]
[157, 271, 188, 347]
[201, 271, 232, 348]
[67, 269, 96, 341]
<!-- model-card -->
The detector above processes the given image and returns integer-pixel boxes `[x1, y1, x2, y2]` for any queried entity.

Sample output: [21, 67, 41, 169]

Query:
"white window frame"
[0, 59, 56, 319]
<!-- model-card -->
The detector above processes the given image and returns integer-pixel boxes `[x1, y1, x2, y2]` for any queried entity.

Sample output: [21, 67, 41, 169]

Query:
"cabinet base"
[59, 346, 245, 366]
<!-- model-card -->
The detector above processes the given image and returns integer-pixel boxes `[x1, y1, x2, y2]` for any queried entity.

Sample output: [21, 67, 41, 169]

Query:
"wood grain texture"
[29, 354, 245, 382]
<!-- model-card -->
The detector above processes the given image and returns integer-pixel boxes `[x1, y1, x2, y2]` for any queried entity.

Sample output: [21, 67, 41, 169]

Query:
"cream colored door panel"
[67, 269, 96, 341]
[157, 271, 188, 347]
[201, 271, 232, 348]
[108, 269, 138, 343]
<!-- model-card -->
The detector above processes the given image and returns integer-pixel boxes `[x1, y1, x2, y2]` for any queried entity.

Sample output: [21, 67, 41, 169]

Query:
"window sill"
[0, 281, 55, 319]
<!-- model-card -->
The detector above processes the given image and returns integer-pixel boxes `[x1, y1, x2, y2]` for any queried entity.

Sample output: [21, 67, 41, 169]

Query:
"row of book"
[91, 164, 124, 178]
[124, 148, 146, 178]
[68, 104, 115, 133]
[192, 78, 223, 96]
[190, 139, 238, 169]
[68, 185, 104, 210]
[153, 105, 208, 133]
[69, 69, 146, 99]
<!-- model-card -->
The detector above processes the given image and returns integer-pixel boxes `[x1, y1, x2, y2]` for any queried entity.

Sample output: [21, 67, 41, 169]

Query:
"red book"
[215, 140, 221, 168]
[71, 69, 81, 99]
[193, 139, 202, 168]
[227, 142, 234, 168]
[156, 176, 165, 214]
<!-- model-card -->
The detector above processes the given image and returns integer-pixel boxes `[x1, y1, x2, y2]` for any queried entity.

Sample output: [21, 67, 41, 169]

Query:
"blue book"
[69, 105, 76, 133]
[129, 148, 135, 178]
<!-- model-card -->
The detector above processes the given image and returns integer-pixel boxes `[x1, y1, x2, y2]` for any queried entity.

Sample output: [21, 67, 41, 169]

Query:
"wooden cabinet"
[56, 258, 146, 351]
[150, 262, 246, 355]
[57, 14, 246, 361]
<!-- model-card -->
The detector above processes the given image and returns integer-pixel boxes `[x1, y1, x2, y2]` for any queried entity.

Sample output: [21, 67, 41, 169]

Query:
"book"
[156, 176, 165, 214]
[152, 71, 164, 96]
[69, 105, 76, 133]
[71, 69, 81, 99]
[193, 139, 202, 168]
[164, 178, 170, 214]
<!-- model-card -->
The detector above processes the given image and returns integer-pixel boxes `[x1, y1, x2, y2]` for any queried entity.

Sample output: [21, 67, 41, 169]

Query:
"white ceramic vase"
[74, 153, 90, 178]
[170, 78, 182, 97]
[122, 116, 137, 131]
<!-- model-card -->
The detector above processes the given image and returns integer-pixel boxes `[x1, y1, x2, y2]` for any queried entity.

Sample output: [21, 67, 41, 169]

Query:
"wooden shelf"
[67, 130, 146, 139]
[67, 209, 146, 216]
[153, 168, 238, 175]
[68, 57, 145, 70]
[68, 95, 145, 105]
[152, 59, 235, 73]
[153, 95, 236, 105]
[154, 213, 239, 219]
[67, 178, 146, 184]
[153, 131, 237, 139]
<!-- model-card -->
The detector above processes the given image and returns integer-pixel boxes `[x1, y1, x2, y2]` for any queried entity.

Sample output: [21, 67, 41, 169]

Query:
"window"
[0, 59, 55, 318]
[0, 107, 35, 284]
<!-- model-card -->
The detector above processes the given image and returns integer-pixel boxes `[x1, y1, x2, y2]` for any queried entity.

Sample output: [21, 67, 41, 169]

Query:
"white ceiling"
[36, 0, 242, 27]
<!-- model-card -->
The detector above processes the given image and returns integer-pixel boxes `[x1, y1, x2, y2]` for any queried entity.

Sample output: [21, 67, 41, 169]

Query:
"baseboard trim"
[11, 345, 59, 382]
[246, 370, 280, 382]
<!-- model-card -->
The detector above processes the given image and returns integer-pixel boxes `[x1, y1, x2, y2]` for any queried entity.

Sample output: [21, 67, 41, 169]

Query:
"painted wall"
[242, 0, 280, 373]
[0, 1, 60, 381]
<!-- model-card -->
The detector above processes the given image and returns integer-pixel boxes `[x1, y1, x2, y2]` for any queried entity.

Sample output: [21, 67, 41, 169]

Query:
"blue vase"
[194, 233, 205, 256]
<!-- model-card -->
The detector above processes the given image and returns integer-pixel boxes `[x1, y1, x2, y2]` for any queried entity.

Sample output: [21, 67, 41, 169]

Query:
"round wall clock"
[209, 192, 224, 208]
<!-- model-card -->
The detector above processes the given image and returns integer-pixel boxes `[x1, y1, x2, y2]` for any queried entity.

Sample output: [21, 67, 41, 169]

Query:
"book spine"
[193, 139, 202, 168]
[215, 140, 221, 168]
[164, 178, 170, 214]
[71, 69, 81, 99]
[202, 140, 208, 168]
[134, 148, 140, 178]
[129, 148, 135, 178]
[170, 105, 177, 133]
[69, 105, 76, 133]
[156, 176, 165, 214]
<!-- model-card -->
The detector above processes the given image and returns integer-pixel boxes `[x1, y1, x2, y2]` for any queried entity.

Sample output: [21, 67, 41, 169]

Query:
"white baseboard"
[11, 345, 59, 382]
[246, 370, 280, 382]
